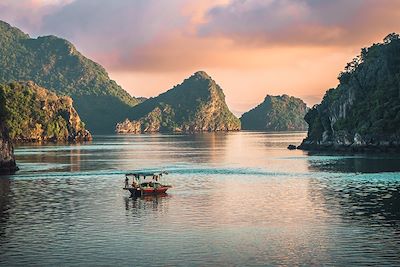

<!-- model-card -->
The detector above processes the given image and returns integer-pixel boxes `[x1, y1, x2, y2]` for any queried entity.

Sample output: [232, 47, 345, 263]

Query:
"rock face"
[0, 20, 143, 133]
[299, 33, 400, 152]
[240, 95, 308, 131]
[0, 126, 17, 174]
[0, 90, 17, 173]
[116, 71, 241, 133]
[0, 81, 92, 142]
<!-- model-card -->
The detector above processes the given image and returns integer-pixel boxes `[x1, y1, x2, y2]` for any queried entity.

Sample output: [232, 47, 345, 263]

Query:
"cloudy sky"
[1, 0, 399, 114]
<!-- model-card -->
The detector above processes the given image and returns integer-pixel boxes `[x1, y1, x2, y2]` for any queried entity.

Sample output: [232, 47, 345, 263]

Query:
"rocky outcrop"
[240, 94, 308, 131]
[0, 96, 17, 173]
[0, 126, 17, 174]
[116, 71, 241, 133]
[298, 33, 400, 152]
[116, 119, 142, 134]
[1, 81, 92, 142]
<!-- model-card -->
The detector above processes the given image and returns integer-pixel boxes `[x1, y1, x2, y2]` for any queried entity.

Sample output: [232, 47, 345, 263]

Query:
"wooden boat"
[123, 171, 171, 197]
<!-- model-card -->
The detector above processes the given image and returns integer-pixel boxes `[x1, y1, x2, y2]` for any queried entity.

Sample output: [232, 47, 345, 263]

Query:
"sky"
[1, 0, 400, 115]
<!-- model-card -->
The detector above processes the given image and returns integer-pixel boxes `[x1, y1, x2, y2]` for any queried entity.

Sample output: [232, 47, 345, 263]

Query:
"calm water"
[1, 132, 400, 266]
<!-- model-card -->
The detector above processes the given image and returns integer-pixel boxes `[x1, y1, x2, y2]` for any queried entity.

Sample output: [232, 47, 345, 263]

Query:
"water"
[1, 132, 400, 266]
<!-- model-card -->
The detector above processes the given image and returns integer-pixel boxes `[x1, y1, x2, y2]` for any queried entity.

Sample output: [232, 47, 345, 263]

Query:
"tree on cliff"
[0, 20, 143, 133]
[300, 33, 400, 150]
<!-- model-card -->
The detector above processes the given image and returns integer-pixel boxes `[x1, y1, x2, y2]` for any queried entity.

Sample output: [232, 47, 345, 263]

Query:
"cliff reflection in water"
[307, 152, 400, 221]
[306, 152, 400, 173]
[0, 177, 12, 240]
[309, 176, 400, 222]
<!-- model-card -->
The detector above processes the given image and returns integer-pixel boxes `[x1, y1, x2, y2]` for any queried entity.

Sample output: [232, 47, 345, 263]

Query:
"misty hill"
[0, 20, 142, 133]
[116, 71, 241, 133]
[299, 33, 400, 152]
[240, 95, 308, 131]
[0, 81, 91, 142]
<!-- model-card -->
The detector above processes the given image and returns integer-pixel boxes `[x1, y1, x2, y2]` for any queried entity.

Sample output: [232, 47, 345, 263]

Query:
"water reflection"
[1, 133, 400, 266]
[124, 194, 169, 211]
[309, 177, 400, 223]
[15, 132, 309, 175]
[0, 177, 12, 240]
[307, 152, 400, 173]
[307, 176, 400, 265]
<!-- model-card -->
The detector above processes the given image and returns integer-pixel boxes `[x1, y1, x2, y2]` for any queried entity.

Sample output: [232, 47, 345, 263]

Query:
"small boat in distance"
[123, 171, 172, 197]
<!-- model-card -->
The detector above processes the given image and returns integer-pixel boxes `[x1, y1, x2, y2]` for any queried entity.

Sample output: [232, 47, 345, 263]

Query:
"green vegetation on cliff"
[0, 81, 91, 142]
[116, 71, 240, 133]
[241, 95, 308, 131]
[301, 33, 400, 150]
[0, 20, 142, 133]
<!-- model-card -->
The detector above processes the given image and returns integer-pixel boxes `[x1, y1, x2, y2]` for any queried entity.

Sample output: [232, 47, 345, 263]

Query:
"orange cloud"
[0, 0, 399, 113]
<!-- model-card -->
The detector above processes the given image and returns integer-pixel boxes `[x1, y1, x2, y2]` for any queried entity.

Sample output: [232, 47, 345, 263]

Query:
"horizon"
[1, 0, 399, 114]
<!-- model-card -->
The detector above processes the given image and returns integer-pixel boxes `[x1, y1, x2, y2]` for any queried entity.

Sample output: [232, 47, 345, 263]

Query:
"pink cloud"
[199, 0, 400, 46]
[1, 0, 400, 112]
[1, 0, 399, 72]
[0, 0, 73, 34]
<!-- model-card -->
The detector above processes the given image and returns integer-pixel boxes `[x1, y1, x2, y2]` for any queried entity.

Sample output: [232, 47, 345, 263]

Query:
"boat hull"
[124, 186, 171, 197]
[142, 187, 169, 195]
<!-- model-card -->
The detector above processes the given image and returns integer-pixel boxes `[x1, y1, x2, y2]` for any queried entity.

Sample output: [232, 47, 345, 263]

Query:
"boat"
[123, 171, 172, 197]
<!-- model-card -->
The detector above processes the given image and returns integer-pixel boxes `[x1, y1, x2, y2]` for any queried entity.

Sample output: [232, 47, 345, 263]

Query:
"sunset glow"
[1, 0, 400, 113]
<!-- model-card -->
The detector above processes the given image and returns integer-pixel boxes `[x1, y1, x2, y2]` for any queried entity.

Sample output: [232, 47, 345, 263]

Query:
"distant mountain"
[299, 33, 400, 152]
[240, 95, 308, 131]
[0, 20, 142, 133]
[0, 81, 92, 142]
[116, 71, 241, 133]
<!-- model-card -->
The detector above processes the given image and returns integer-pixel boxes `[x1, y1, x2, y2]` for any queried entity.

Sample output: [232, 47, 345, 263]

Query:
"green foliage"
[0, 20, 142, 133]
[45, 116, 68, 140]
[123, 71, 240, 132]
[0, 81, 88, 141]
[305, 33, 400, 142]
[241, 94, 308, 131]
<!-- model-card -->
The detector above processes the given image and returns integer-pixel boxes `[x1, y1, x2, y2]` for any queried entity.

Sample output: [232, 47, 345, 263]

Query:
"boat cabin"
[124, 171, 171, 197]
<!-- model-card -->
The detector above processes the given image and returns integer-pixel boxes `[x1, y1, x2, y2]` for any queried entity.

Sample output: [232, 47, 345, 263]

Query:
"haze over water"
[1, 132, 400, 266]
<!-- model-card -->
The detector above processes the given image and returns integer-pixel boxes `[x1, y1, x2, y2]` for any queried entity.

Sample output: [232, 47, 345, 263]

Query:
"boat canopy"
[126, 171, 168, 177]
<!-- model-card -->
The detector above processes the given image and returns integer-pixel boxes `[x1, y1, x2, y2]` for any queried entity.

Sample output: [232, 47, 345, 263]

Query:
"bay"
[1, 132, 400, 266]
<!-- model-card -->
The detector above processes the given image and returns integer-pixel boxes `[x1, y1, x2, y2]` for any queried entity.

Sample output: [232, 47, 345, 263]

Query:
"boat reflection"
[124, 193, 170, 212]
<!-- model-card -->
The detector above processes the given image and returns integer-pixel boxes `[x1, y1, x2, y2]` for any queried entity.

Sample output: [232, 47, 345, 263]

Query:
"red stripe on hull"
[141, 187, 169, 195]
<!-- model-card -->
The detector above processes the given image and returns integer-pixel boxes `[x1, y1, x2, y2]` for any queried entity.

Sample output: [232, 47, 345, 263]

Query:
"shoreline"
[295, 141, 400, 153]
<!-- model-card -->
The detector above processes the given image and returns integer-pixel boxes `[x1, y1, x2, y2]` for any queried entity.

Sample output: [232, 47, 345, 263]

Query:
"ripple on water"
[1, 133, 400, 266]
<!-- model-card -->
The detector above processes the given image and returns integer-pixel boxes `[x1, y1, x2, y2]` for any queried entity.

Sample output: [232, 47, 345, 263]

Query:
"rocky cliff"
[0, 126, 17, 174]
[116, 71, 241, 133]
[0, 81, 92, 142]
[298, 33, 400, 152]
[0, 89, 17, 173]
[240, 94, 308, 131]
[0, 20, 143, 133]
